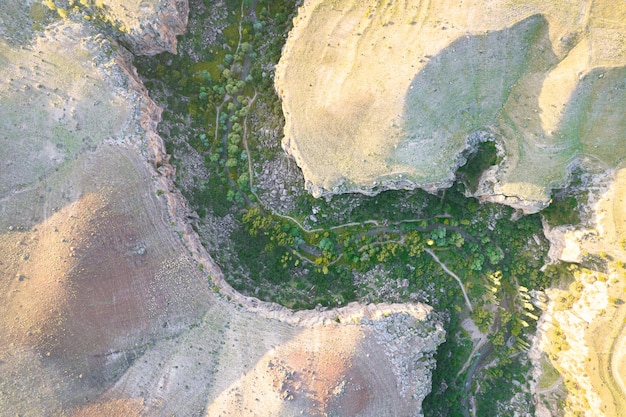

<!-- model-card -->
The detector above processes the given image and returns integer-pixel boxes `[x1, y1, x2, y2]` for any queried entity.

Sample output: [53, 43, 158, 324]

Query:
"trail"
[241, 90, 257, 192]
[425, 248, 473, 312]
[612, 320, 626, 399]
[535, 376, 564, 395]
[456, 319, 488, 378]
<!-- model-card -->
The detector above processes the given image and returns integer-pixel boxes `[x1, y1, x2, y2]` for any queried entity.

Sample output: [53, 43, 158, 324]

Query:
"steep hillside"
[532, 168, 626, 417]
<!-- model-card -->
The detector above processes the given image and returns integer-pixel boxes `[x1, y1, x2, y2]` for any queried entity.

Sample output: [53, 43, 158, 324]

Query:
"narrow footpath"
[425, 248, 473, 312]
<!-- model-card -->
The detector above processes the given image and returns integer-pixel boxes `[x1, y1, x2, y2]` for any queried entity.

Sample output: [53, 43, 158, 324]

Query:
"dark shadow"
[555, 65, 626, 169]
[397, 15, 559, 188]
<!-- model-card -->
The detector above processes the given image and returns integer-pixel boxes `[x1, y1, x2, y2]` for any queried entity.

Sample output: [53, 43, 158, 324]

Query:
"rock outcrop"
[38, 0, 188, 55]
[276, 0, 626, 213]
[99, 0, 189, 55]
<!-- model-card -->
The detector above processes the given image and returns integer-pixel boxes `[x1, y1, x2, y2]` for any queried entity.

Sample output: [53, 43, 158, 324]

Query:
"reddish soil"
[71, 398, 145, 417]
[0, 147, 211, 414]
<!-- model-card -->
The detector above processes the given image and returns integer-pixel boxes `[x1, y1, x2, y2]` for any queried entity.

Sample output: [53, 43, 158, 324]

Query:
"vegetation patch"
[538, 355, 561, 390]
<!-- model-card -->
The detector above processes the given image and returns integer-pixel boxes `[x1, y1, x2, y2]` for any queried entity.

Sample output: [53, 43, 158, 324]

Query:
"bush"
[471, 307, 494, 333]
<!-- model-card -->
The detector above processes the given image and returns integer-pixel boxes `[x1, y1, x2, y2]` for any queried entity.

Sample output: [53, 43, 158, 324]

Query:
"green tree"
[405, 231, 424, 257]
[471, 307, 494, 333]
[242, 207, 272, 236]
[449, 231, 465, 248]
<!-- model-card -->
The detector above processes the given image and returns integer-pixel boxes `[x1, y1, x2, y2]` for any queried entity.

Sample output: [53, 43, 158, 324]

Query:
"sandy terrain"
[276, 0, 626, 212]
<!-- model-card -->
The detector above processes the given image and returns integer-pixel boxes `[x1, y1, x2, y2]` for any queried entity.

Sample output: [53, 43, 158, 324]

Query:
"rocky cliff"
[276, 0, 626, 213]
[531, 169, 626, 416]
[98, 0, 189, 55]
[34, 0, 188, 55]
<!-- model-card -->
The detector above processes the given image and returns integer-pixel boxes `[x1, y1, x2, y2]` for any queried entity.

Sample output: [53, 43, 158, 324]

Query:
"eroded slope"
[532, 169, 626, 416]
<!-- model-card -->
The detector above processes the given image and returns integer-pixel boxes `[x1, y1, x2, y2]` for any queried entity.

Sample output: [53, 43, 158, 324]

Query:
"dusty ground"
[276, 0, 626, 212]
[0, 5, 445, 416]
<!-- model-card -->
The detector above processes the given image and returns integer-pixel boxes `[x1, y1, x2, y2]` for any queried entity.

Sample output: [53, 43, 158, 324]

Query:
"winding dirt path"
[425, 248, 473, 311]
[456, 318, 487, 378]
[609, 305, 626, 408]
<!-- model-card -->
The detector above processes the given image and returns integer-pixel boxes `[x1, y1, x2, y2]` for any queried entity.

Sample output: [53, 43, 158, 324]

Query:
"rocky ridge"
[43, 0, 188, 55]
[100, 0, 189, 55]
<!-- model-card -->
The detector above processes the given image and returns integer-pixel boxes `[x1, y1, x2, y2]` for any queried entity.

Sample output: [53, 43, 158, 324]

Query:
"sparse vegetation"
[538, 355, 561, 389]
[545, 322, 570, 361]
[3, 0, 624, 416]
